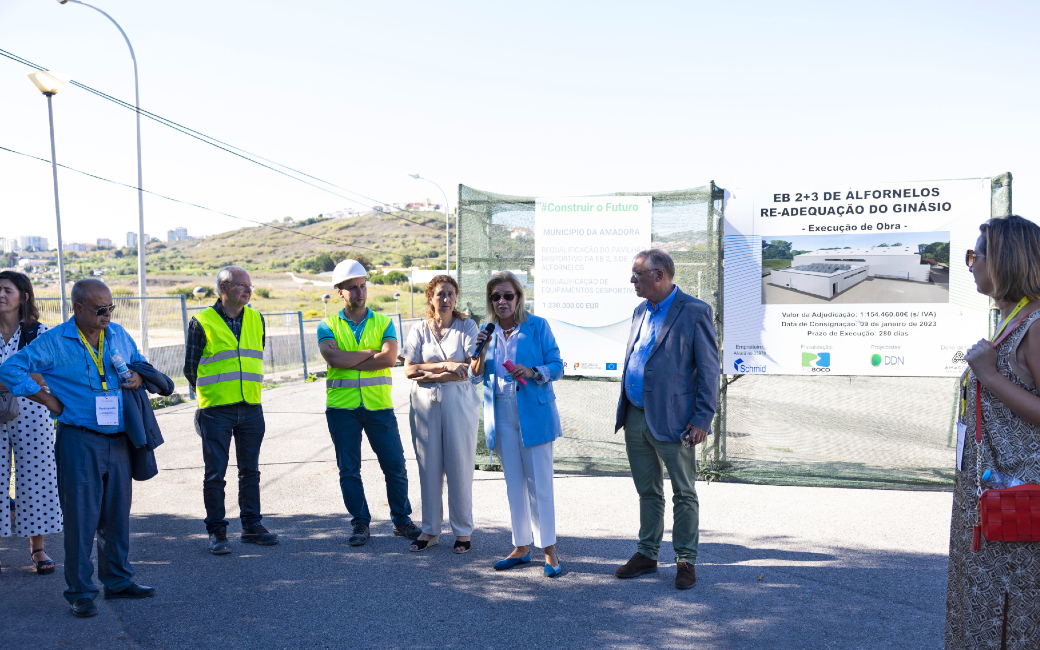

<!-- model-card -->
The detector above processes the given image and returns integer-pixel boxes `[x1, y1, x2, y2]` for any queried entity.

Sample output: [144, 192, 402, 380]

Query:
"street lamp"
[409, 174, 451, 272]
[393, 291, 401, 314]
[192, 286, 207, 306]
[27, 70, 71, 321]
[59, 0, 150, 355]
[321, 293, 331, 318]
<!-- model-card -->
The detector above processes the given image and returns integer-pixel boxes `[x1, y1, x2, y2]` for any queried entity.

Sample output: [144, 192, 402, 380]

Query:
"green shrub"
[253, 287, 272, 299]
[376, 295, 394, 302]
[385, 271, 409, 285]
[370, 274, 386, 285]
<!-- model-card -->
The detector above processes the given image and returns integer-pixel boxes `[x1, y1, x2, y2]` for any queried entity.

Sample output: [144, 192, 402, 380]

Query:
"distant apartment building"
[167, 227, 188, 242]
[63, 242, 88, 252]
[0, 238, 16, 253]
[19, 235, 48, 252]
[97, 238, 113, 247]
[323, 207, 360, 219]
[126, 231, 152, 248]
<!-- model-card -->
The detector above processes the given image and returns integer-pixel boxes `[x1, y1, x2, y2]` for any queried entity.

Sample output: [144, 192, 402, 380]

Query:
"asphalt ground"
[0, 369, 953, 650]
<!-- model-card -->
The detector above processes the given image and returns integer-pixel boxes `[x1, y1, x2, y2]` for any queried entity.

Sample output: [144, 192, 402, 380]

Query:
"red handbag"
[971, 312, 1040, 551]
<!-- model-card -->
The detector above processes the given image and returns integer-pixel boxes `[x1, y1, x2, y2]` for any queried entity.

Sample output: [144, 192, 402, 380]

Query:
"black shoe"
[71, 598, 99, 617]
[393, 521, 422, 541]
[348, 522, 370, 546]
[241, 524, 279, 546]
[103, 583, 155, 600]
[209, 527, 231, 555]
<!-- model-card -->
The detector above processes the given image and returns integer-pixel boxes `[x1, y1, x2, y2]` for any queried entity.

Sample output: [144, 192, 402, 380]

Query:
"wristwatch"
[532, 368, 543, 382]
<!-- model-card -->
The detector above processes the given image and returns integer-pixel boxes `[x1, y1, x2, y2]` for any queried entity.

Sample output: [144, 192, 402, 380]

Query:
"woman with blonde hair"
[470, 271, 564, 576]
[402, 275, 480, 553]
[947, 215, 1040, 649]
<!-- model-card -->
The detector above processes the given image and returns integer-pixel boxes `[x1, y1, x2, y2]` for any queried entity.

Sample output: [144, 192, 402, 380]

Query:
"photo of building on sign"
[761, 232, 950, 304]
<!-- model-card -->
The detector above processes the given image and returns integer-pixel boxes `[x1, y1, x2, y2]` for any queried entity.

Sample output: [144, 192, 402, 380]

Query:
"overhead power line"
[0, 144, 415, 262]
[0, 47, 450, 234]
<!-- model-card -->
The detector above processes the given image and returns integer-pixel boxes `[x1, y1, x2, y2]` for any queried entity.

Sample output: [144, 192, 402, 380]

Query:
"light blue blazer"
[471, 314, 564, 451]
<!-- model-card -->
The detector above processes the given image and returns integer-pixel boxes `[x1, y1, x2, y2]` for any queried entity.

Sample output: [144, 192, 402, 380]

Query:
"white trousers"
[409, 381, 479, 537]
[494, 393, 556, 549]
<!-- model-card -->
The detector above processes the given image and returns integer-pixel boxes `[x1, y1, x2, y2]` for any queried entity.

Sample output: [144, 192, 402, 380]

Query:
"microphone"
[472, 322, 496, 359]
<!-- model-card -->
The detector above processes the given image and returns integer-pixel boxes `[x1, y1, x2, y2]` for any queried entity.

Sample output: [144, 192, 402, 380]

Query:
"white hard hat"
[331, 259, 368, 287]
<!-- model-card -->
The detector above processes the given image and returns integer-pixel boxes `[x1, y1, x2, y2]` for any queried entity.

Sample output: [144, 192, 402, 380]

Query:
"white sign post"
[534, 196, 652, 377]
[722, 178, 992, 377]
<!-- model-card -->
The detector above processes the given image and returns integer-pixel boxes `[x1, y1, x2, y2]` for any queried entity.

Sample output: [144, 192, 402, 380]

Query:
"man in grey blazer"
[613, 248, 719, 590]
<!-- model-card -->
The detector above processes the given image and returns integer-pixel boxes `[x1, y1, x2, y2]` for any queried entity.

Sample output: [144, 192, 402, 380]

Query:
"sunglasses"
[91, 304, 116, 316]
[490, 293, 516, 303]
[965, 250, 985, 269]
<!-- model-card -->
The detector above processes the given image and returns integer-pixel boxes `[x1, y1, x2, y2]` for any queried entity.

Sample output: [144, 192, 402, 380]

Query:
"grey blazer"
[614, 288, 720, 442]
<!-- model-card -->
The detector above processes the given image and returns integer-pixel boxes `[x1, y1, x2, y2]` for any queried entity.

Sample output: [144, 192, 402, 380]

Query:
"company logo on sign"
[951, 351, 966, 364]
[573, 362, 579, 369]
[606, 362, 618, 370]
[871, 354, 904, 367]
[801, 352, 831, 372]
[733, 358, 767, 374]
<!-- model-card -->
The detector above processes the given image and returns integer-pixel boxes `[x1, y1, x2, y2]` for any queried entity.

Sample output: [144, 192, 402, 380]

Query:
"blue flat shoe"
[544, 561, 563, 577]
[493, 552, 531, 570]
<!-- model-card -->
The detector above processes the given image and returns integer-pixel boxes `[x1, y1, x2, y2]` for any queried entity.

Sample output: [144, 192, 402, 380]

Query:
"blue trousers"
[55, 424, 134, 604]
[195, 403, 266, 533]
[325, 407, 412, 527]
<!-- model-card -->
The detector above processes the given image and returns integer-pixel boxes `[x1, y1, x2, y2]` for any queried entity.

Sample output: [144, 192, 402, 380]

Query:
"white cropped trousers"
[493, 393, 556, 549]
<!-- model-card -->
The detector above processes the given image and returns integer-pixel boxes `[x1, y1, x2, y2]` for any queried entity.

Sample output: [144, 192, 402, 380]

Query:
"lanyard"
[960, 297, 1030, 415]
[78, 328, 107, 391]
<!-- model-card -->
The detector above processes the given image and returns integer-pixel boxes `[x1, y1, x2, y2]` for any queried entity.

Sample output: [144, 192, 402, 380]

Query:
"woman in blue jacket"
[470, 271, 564, 577]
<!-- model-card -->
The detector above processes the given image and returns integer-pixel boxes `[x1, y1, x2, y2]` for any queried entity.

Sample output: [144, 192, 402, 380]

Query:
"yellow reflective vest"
[325, 311, 393, 410]
[194, 306, 264, 409]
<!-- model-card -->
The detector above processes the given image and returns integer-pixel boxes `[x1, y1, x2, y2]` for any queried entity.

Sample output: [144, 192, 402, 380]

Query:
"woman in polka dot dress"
[0, 271, 63, 574]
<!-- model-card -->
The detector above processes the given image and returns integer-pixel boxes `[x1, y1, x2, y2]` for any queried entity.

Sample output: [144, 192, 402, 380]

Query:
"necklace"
[500, 324, 517, 337]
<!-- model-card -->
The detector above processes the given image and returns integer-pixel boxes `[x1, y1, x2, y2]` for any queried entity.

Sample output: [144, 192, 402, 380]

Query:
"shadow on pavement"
[0, 512, 947, 650]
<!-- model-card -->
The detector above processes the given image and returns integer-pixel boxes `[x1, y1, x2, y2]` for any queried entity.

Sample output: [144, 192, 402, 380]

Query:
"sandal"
[453, 540, 471, 554]
[409, 535, 438, 552]
[31, 549, 55, 575]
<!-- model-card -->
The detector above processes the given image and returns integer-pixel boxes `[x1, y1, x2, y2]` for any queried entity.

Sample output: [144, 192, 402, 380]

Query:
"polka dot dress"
[1, 322, 63, 538]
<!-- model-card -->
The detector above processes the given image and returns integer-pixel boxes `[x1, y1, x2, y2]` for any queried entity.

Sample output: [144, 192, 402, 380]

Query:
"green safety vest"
[194, 306, 264, 409]
[325, 311, 393, 410]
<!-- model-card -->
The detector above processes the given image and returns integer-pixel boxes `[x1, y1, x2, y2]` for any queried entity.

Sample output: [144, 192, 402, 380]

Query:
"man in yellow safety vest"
[184, 265, 279, 555]
[319, 259, 420, 546]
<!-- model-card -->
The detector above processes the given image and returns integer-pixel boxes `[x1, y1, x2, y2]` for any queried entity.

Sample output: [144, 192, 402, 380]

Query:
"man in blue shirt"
[0, 279, 155, 617]
[614, 249, 719, 590]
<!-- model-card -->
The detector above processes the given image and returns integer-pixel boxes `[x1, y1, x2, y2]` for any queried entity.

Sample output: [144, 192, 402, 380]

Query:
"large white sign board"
[723, 178, 991, 376]
[535, 196, 652, 377]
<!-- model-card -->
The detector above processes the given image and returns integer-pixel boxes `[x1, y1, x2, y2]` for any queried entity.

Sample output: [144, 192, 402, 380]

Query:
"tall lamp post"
[60, 0, 150, 355]
[27, 70, 71, 321]
[409, 174, 451, 272]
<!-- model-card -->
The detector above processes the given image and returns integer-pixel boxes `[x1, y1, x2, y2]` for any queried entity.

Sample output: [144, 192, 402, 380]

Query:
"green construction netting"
[457, 175, 1012, 489]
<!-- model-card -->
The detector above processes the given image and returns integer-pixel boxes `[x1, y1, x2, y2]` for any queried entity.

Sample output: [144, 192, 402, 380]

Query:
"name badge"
[95, 395, 119, 427]
[956, 422, 967, 470]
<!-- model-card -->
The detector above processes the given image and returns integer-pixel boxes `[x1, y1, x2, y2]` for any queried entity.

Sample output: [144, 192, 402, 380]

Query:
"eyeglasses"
[631, 269, 658, 280]
[91, 304, 116, 316]
[222, 281, 254, 292]
[489, 292, 516, 303]
[965, 250, 985, 269]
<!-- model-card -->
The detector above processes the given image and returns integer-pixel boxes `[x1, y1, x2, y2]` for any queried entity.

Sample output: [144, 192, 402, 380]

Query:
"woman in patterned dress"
[946, 216, 1040, 649]
[0, 270, 63, 574]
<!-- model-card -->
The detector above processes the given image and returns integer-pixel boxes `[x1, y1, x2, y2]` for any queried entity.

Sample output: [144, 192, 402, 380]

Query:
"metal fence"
[458, 177, 1012, 488]
[34, 299, 408, 389]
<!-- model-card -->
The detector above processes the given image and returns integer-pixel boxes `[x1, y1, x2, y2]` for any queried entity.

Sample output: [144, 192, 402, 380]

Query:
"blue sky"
[765, 231, 949, 253]
[1, 1, 1038, 245]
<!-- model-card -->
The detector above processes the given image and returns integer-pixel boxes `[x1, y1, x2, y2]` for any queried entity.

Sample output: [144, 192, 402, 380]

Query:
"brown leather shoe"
[615, 552, 658, 578]
[675, 561, 696, 589]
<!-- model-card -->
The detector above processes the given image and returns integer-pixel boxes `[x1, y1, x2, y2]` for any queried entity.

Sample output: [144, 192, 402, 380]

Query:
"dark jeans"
[195, 403, 266, 533]
[55, 424, 134, 604]
[325, 407, 412, 527]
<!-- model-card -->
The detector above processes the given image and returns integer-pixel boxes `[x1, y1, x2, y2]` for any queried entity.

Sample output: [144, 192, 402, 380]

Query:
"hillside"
[141, 211, 455, 275]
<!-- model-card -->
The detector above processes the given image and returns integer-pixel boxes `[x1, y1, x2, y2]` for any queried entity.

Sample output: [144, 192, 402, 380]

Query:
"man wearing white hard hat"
[318, 259, 421, 546]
